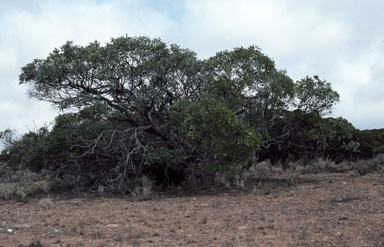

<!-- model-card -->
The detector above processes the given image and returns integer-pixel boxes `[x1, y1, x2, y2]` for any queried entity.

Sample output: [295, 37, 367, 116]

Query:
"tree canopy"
[0, 35, 352, 191]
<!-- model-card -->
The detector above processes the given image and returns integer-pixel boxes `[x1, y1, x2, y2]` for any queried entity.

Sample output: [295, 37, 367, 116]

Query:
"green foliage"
[353, 128, 384, 159]
[372, 131, 384, 155]
[0, 112, 106, 172]
[173, 97, 261, 172]
[19, 36, 203, 119]
[292, 75, 340, 116]
[0, 127, 49, 170]
[11, 35, 362, 191]
[309, 117, 359, 154]
[18, 36, 205, 188]
[374, 145, 384, 155]
[204, 46, 295, 133]
[353, 129, 376, 159]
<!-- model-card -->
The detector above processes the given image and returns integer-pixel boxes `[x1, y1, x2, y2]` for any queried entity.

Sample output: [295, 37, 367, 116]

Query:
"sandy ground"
[0, 171, 384, 247]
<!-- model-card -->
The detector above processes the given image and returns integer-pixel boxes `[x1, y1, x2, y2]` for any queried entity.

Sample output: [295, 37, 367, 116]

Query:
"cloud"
[0, 0, 173, 134]
[0, 0, 383, 148]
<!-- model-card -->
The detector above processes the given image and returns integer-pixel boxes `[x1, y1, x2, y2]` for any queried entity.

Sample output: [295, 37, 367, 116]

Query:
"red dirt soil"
[1, 171, 384, 246]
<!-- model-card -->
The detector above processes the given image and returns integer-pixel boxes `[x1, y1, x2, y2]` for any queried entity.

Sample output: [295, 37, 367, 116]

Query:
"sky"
[1, 0, 383, 148]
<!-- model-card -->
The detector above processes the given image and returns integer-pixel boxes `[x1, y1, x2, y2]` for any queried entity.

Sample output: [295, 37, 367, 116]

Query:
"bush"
[354, 159, 375, 175]
[290, 158, 353, 174]
[373, 153, 384, 169]
[354, 154, 384, 175]
[330, 161, 353, 173]
[38, 197, 53, 210]
[173, 97, 261, 173]
[0, 162, 13, 182]
[295, 164, 315, 174]
[130, 176, 154, 200]
[0, 184, 15, 200]
[250, 161, 271, 179]
[214, 165, 249, 188]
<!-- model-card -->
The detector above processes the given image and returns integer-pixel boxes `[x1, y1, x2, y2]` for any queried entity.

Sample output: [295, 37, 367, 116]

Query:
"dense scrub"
[0, 154, 383, 201]
[0, 36, 383, 194]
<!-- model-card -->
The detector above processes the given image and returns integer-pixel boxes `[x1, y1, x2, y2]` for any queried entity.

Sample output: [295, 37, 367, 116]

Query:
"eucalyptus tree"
[19, 36, 206, 188]
[203, 46, 295, 135]
[17, 35, 348, 190]
[259, 75, 342, 164]
[18, 37, 261, 188]
[202, 47, 342, 163]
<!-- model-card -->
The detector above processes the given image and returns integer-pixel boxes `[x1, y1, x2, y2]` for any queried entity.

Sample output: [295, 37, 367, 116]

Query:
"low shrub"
[330, 161, 353, 173]
[354, 159, 375, 175]
[295, 164, 315, 174]
[373, 154, 384, 171]
[130, 176, 153, 200]
[0, 184, 15, 200]
[0, 163, 13, 182]
[249, 160, 271, 179]
[352, 154, 384, 175]
[38, 197, 53, 210]
[214, 165, 249, 188]
[291, 158, 353, 174]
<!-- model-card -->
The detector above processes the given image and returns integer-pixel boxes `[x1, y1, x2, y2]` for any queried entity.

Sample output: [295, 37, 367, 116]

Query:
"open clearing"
[0, 171, 384, 246]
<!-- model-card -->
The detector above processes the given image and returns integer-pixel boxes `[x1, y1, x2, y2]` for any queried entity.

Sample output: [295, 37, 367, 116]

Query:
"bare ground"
[1, 171, 384, 247]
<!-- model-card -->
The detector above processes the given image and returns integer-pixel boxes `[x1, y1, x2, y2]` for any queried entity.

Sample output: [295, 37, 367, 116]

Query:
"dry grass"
[1, 171, 383, 246]
[38, 197, 53, 210]
[130, 175, 153, 200]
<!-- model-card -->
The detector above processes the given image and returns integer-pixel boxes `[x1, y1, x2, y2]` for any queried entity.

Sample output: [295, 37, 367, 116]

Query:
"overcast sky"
[1, 0, 383, 146]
